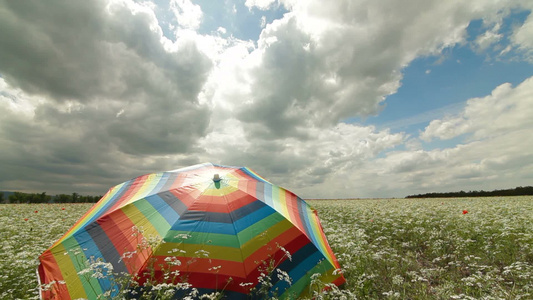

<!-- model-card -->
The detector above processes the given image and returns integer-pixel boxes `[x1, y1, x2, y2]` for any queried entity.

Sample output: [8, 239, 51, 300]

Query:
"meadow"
[0, 196, 531, 299]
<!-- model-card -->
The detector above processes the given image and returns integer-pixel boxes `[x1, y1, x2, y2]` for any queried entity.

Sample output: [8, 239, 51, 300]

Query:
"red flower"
[24, 218, 29, 221]
[61, 208, 66, 210]
[34, 210, 38, 213]
[462, 210, 468, 214]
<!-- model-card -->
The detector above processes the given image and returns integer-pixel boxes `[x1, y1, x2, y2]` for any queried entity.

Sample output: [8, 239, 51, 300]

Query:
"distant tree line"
[0, 192, 102, 204]
[406, 186, 533, 198]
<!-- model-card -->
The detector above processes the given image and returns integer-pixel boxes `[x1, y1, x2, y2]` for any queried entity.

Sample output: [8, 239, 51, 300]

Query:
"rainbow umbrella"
[38, 163, 345, 299]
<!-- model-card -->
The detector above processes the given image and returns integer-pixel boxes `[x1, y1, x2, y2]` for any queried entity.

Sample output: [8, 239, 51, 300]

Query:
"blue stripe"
[168, 204, 277, 235]
[272, 245, 324, 295]
[144, 194, 179, 226]
[299, 200, 318, 246]
[233, 205, 276, 232]
[150, 172, 171, 195]
[170, 219, 236, 234]
[240, 167, 269, 183]
[83, 180, 132, 227]
[73, 229, 115, 294]
[263, 183, 273, 207]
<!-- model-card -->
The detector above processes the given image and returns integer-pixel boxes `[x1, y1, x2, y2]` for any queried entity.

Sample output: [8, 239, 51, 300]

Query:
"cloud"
[245, 0, 278, 11]
[228, 0, 533, 140]
[474, 23, 502, 53]
[170, 0, 203, 30]
[511, 10, 533, 61]
[0, 1, 212, 103]
[0, 0, 215, 194]
[0, 0, 213, 156]
[372, 77, 533, 196]
[198, 120, 405, 192]
[0, 0, 532, 198]
[421, 77, 533, 141]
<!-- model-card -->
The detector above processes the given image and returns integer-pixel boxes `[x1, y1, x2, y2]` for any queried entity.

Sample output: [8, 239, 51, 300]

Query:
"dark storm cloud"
[0, 0, 212, 103]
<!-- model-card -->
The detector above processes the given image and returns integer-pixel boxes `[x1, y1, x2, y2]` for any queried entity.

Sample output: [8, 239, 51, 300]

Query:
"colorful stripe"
[38, 163, 345, 299]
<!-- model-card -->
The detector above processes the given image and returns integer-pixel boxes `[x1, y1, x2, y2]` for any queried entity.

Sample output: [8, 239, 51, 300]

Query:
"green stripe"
[133, 198, 171, 236]
[237, 212, 286, 244]
[164, 230, 241, 248]
[281, 259, 336, 299]
[163, 212, 289, 248]
[62, 238, 103, 299]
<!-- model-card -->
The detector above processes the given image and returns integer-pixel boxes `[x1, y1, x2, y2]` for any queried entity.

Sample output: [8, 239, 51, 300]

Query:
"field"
[1, 196, 532, 299]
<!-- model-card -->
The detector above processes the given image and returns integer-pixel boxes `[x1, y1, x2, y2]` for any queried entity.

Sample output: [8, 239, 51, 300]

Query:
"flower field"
[1, 197, 532, 299]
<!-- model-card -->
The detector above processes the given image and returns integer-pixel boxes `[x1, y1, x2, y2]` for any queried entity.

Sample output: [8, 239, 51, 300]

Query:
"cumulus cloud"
[0, 0, 213, 157]
[198, 120, 404, 191]
[369, 77, 533, 197]
[245, 0, 278, 11]
[0, 0, 532, 198]
[421, 77, 533, 141]
[511, 10, 533, 61]
[474, 24, 503, 52]
[229, 0, 533, 140]
[170, 0, 203, 30]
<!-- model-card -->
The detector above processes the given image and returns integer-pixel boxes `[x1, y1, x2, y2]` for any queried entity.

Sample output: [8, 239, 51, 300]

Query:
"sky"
[1, 0, 532, 199]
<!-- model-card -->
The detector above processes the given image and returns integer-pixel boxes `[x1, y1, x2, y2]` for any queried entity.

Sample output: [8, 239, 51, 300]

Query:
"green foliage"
[2, 191, 102, 203]
[406, 186, 533, 198]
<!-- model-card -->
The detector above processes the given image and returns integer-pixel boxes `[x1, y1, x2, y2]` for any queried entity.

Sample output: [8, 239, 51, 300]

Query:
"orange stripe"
[285, 191, 301, 229]
[106, 175, 148, 213]
[39, 251, 71, 300]
[112, 208, 153, 272]
[185, 190, 257, 213]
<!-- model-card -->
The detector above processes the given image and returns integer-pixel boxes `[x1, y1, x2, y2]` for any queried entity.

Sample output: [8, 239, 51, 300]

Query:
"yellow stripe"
[153, 218, 294, 262]
[51, 243, 88, 299]
[124, 173, 161, 206]
[201, 181, 239, 196]
[241, 218, 293, 258]
[154, 242, 244, 261]
[288, 262, 338, 299]
[278, 188, 290, 222]
[310, 211, 331, 262]
[271, 186, 280, 213]
[54, 184, 123, 246]
[121, 202, 161, 239]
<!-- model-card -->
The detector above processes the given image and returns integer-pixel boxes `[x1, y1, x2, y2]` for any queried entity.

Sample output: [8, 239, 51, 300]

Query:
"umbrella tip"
[213, 174, 221, 182]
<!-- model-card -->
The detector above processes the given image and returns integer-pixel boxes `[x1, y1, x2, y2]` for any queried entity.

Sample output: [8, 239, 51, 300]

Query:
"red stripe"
[169, 186, 200, 207]
[234, 169, 256, 182]
[106, 174, 150, 213]
[332, 276, 347, 286]
[38, 251, 71, 299]
[136, 270, 249, 294]
[106, 209, 152, 273]
[237, 177, 257, 197]
[243, 226, 308, 272]
[149, 256, 247, 278]
[96, 211, 141, 273]
[134, 231, 312, 294]
[167, 172, 187, 190]
[313, 210, 343, 269]
[186, 191, 258, 213]
[285, 191, 305, 231]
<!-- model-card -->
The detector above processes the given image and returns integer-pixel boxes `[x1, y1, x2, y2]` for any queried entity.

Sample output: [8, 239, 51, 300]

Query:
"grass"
[0, 196, 532, 299]
[308, 196, 533, 299]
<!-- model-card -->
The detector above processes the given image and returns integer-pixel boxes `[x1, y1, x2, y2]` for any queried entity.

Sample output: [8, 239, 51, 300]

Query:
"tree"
[72, 192, 79, 203]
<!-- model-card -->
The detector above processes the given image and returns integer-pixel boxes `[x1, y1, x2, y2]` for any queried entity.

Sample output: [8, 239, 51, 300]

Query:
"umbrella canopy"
[38, 163, 345, 299]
